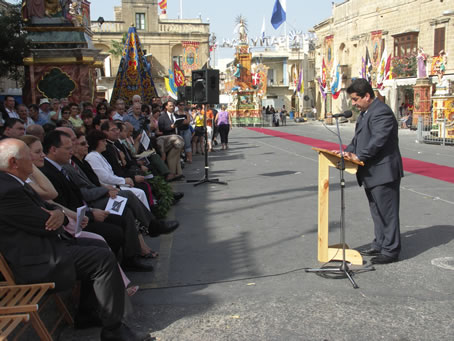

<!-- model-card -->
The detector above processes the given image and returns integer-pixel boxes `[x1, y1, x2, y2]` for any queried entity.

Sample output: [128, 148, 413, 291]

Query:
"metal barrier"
[416, 116, 454, 146]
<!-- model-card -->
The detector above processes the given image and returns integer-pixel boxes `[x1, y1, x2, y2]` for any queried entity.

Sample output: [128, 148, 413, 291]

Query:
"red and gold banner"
[182, 41, 200, 72]
[370, 30, 382, 68]
[324, 35, 334, 72]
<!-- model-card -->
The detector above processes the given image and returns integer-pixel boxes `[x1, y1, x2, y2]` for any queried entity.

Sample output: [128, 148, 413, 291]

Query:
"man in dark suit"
[0, 138, 153, 341]
[158, 100, 177, 135]
[343, 79, 404, 264]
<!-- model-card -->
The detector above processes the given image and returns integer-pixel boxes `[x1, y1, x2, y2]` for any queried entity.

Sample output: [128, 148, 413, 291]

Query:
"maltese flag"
[271, 0, 286, 30]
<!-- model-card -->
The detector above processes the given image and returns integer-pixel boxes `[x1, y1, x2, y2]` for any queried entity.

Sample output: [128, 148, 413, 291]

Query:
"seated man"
[0, 138, 154, 341]
[0, 118, 25, 139]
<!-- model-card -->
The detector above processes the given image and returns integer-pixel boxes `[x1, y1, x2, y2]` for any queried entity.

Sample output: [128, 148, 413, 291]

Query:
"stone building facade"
[313, 0, 454, 119]
[91, 0, 210, 100]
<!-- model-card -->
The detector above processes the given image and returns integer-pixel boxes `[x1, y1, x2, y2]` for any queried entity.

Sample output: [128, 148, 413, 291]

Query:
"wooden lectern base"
[324, 244, 363, 265]
[313, 148, 365, 266]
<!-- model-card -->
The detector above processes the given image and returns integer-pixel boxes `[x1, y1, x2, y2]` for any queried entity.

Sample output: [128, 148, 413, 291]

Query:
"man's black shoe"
[173, 191, 184, 201]
[75, 311, 102, 329]
[122, 257, 154, 272]
[370, 254, 398, 264]
[149, 220, 179, 237]
[101, 323, 156, 341]
[359, 248, 381, 256]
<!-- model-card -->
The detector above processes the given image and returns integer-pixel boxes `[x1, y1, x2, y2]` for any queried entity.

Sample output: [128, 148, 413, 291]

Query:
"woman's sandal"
[127, 285, 139, 296]
[141, 250, 159, 259]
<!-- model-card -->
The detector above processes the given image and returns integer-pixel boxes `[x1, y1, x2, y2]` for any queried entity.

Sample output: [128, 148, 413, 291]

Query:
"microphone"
[332, 110, 353, 118]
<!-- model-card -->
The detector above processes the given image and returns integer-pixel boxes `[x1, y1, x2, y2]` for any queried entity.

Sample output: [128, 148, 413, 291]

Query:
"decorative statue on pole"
[22, 0, 83, 25]
[234, 15, 248, 44]
[416, 47, 428, 79]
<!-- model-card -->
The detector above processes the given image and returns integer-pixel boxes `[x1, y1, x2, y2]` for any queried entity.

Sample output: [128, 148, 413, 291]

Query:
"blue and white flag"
[261, 16, 266, 40]
[271, 0, 286, 30]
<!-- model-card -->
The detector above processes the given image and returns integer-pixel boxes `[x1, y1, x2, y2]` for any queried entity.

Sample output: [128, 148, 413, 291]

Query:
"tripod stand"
[305, 117, 374, 288]
[187, 104, 227, 187]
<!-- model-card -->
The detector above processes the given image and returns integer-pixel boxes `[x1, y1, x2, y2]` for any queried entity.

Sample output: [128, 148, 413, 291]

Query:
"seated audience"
[0, 138, 154, 340]
[40, 130, 153, 272]
[20, 134, 139, 297]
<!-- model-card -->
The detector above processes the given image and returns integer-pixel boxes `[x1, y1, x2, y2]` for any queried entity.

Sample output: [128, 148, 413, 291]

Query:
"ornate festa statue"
[22, 0, 74, 21]
[416, 47, 428, 79]
[234, 15, 248, 44]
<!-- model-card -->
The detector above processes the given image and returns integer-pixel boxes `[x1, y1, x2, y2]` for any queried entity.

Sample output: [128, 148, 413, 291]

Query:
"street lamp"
[209, 33, 217, 68]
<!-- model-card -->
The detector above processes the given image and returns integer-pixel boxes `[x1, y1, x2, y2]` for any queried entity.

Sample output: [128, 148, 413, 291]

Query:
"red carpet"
[248, 127, 454, 184]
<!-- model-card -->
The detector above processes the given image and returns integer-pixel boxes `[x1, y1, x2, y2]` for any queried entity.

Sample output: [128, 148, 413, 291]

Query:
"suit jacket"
[345, 98, 404, 188]
[102, 141, 135, 178]
[158, 112, 176, 135]
[40, 159, 86, 211]
[63, 159, 109, 203]
[0, 171, 76, 289]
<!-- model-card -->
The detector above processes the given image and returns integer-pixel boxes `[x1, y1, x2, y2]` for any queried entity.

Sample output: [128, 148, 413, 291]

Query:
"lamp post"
[209, 33, 217, 68]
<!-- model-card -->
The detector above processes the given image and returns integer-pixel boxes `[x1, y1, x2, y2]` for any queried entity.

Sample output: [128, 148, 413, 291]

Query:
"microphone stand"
[187, 104, 227, 187]
[305, 116, 373, 288]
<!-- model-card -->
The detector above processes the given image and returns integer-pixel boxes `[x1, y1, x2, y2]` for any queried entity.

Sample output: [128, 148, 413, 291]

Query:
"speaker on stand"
[187, 69, 226, 187]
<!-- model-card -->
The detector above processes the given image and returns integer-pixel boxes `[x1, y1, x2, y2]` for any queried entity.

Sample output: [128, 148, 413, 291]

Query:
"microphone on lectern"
[332, 110, 353, 118]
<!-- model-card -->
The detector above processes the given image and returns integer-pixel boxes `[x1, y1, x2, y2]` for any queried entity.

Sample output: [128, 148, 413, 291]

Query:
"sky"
[10, 0, 338, 61]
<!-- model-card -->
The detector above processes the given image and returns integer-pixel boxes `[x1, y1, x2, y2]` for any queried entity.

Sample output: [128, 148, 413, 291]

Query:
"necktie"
[60, 167, 70, 181]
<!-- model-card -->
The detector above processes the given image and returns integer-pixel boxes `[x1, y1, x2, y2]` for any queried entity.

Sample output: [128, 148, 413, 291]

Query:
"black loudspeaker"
[191, 69, 219, 104]
[177, 87, 185, 101]
[177, 86, 192, 102]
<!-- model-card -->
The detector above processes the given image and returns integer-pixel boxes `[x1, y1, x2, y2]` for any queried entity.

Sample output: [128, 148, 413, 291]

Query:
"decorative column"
[413, 78, 432, 126]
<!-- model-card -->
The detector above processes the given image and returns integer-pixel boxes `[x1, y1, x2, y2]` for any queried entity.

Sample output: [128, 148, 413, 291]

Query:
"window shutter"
[434, 27, 445, 56]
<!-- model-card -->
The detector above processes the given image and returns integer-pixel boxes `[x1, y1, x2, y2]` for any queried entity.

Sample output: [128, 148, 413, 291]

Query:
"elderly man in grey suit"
[341, 79, 404, 264]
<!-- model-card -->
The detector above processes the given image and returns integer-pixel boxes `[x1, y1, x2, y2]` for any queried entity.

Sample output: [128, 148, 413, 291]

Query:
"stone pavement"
[61, 122, 454, 341]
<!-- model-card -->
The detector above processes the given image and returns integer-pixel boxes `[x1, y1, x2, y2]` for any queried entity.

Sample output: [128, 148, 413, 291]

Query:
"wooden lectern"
[312, 147, 364, 265]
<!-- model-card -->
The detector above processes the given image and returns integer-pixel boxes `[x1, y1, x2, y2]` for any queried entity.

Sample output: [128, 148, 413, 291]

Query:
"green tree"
[108, 33, 128, 57]
[0, 3, 30, 84]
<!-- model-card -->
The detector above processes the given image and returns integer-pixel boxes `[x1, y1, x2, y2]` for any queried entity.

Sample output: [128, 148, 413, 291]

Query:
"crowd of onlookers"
[0, 94, 233, 341]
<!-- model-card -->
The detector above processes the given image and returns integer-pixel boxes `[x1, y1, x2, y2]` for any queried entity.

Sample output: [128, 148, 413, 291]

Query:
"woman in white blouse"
[85, 130, 151, 210]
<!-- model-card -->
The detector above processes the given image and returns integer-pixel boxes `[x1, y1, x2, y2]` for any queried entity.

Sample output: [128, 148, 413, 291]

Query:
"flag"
[159, 0, 167, 14]
[166, 69, 178, 99]
[261, 16, 266, 41]
[331, 62, 342, 100]
[173, 61, 185, 87]
[365, 47, 372, 84]
[296, 67, 304, 97]
[321, 58, 327, 88]
[317, 77, 327, 100]
[164, 77, 177, 100]
[360, 56, 365, 78]
[377, 47, 392, 95]
[271, 0, 286, 30]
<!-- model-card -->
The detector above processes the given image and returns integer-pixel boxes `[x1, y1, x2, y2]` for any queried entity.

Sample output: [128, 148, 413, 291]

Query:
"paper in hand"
[174, 117, 186, 128]
[76, 205, 87, 238]
[140, 130, 150, 150]
[105, 195, 128, 215]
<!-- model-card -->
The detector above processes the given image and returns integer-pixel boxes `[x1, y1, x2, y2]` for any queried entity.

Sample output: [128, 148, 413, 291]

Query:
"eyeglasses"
[62, 111, 70, 114]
